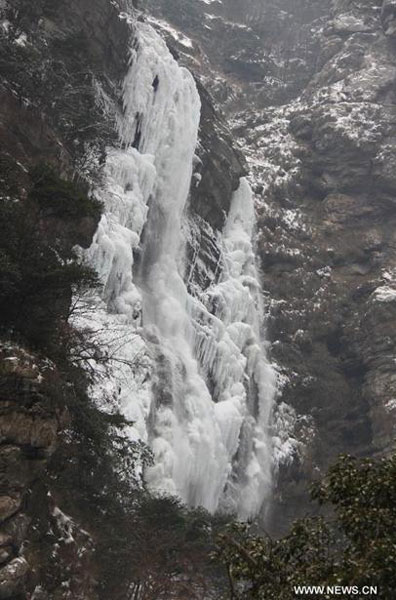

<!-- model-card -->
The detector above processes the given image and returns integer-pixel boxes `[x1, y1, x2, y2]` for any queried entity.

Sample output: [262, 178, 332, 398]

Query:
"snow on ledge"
[372, 285, 396, 303]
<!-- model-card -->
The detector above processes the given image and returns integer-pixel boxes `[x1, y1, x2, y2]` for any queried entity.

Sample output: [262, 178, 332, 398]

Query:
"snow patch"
[372, 285, 396, 302]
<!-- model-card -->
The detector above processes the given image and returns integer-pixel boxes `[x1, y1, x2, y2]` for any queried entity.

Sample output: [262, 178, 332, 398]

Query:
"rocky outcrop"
[0, 347, 98, 599]
[192, 79, 247, 231]
[0, 558, 29, 600]
[0, 347, 59, 599]
[145, 0, 330, 108]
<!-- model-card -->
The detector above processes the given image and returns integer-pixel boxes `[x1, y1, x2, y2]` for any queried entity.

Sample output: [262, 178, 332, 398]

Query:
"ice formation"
[81, 18, 276, 518]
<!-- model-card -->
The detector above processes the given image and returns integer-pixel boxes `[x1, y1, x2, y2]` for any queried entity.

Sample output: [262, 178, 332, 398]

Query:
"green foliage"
[94, 491, 229, 600]
[215, 453, 396, 599]
[0, 169, 99, 350]
[30, 163, 102, 219]
[47, 363, 150, 510]
[311, 454, 396, 592]
[214, 518, 334, 600]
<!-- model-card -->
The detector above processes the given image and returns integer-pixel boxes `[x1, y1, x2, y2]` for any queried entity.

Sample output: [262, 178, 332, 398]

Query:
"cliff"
[0, 0, 246, 597]
[144, 0, 396, 532]
[2, 0, 396, 596]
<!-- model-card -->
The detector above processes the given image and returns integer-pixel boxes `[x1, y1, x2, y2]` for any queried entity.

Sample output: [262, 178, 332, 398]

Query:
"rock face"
[192, 80, 247, 230]
[253, 0, 396, 530]
[0, 347, 97, 599]
[382, 0, 396, 35]
[0, 0, 131, 181]
[143, 0, 396, 532]
[0, 347, 58, 599]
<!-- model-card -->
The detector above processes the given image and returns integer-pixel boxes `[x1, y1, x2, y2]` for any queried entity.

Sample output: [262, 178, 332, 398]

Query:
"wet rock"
[382, 0, 396, 36]
[191, 80, 247, 230]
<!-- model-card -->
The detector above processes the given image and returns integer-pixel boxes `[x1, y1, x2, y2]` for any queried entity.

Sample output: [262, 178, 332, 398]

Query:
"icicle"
[79, 19, 276, 518]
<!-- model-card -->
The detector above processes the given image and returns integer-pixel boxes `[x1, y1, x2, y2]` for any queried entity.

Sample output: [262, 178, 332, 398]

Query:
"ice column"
[85, 20, 276, 517]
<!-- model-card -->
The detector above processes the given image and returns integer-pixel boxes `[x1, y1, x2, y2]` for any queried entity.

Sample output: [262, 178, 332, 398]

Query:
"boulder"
[0, 497, 21, 524]
[0, 557, 29, 599]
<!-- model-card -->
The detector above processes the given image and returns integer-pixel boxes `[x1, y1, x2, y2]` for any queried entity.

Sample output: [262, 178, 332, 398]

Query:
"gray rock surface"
[382, 0, 396, 35]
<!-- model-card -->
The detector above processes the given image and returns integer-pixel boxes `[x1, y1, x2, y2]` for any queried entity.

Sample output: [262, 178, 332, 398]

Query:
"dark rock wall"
[0, 0, 131, 180]
[192, 79, 247, 231]
[255, 0, 396, 530]
[0, 347, 98, 600]
[0, 349, 59, 600]
[144, 0, 331, 107]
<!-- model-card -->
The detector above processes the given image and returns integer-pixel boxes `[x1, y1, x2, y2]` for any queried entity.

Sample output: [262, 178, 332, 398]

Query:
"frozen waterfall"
[81, 19, 277, 518]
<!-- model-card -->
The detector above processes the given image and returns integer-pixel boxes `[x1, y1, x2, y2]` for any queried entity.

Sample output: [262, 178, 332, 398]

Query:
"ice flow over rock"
[84, 20, 276, 518]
